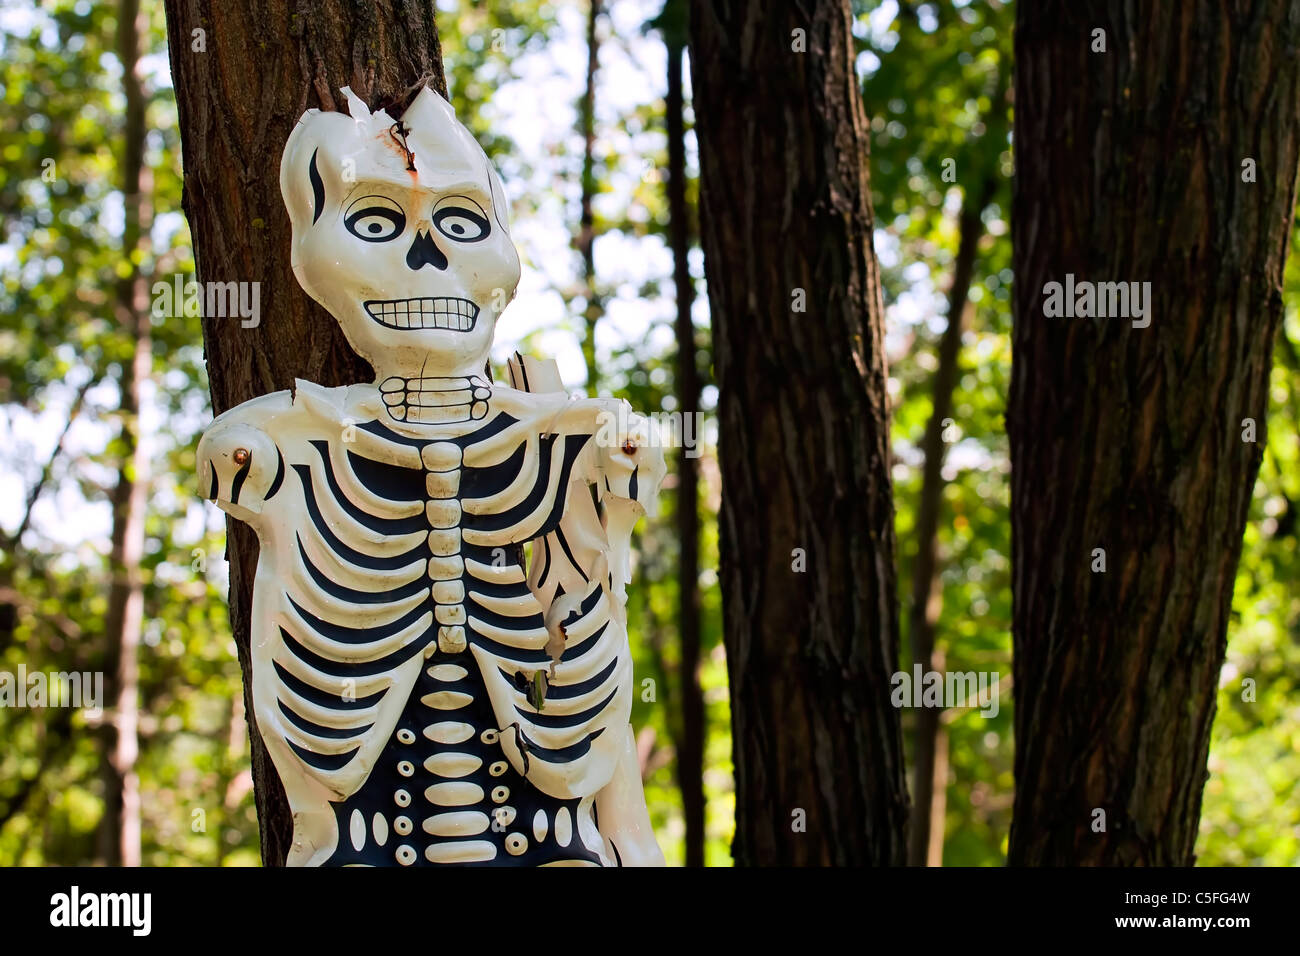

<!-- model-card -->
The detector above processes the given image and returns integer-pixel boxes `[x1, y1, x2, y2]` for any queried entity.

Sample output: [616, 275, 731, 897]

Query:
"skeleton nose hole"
[406, 229, 448, 271]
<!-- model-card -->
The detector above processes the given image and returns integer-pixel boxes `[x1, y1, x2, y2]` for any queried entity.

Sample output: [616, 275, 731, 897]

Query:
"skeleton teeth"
[366, 297, 480, 331]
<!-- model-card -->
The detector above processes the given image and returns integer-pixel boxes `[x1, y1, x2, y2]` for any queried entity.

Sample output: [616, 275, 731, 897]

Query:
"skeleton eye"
[432, 196, 490, 243]
[344, 195, 406, 243]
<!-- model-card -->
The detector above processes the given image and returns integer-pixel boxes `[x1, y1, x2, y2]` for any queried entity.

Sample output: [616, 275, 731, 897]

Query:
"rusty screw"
[232, 447, 251, 466]
[621, 440, 637, 456]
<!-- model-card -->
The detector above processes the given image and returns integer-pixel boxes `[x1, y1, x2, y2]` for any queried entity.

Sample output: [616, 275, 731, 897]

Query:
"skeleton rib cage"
[203, 381, 633, 866]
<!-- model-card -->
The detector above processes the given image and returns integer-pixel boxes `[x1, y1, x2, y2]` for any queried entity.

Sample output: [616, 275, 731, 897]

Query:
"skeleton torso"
[205, 377, 633, 866]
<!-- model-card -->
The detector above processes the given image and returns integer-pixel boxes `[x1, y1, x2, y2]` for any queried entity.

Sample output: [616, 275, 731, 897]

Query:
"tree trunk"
[162, 0, 446, 866]
[99, 0, 149, 868]
[665, 30, 705, 868]
[577, 0, 603, 390]
[1007, 0, 1300, 865]
[925, 645, 949, 867]
[906, 180, 990, 866]
[689, 0, 908, 865]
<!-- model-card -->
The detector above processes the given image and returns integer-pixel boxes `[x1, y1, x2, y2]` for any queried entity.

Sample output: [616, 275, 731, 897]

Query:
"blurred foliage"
[0, 0, 1293, 868]
[859, 0, 1016, 866]
[0, 0, 253, 865]
[0, 0, 730, 867]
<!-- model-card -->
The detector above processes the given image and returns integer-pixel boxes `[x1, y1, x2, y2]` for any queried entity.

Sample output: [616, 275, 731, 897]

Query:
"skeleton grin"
[363, 297, 480, 331]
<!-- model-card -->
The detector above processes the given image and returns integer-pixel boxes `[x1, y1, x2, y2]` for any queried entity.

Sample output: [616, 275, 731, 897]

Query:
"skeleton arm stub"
[505, 355, 667, 866]
[197, 390, 297, 524]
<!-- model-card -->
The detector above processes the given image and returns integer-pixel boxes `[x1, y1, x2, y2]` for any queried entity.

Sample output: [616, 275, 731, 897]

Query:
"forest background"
[0, 0, 1296, 866]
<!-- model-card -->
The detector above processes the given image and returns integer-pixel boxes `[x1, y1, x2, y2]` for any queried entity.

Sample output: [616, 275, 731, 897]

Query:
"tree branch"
[2, 378, 96, 555]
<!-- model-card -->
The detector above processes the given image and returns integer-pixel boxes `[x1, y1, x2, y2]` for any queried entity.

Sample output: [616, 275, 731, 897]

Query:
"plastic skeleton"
[198, 87, 665, 867]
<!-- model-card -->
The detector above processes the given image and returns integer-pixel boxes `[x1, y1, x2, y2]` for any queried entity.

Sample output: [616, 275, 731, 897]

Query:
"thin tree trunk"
[665, 31, 705, 869]
[577, 0, 603, 390]
[926, 648, 948, 868]
[214, 690, 246, 867]
[1008, 0, 1300, 865]
[906, 180, 990, 866]
[689, 0, 908, 865]
[99, 0, 149, 868]
[927, 733, 947, 865]
[162, 0, 446, 865]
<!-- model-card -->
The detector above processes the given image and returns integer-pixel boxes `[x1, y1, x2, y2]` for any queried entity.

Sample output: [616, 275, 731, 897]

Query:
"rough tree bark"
[99, 0, 149, 867]
[162, 0, 446, 865]
[1008, 1, 1300, 865]
[689, 0, 909, 865]
[664, 19, 705, 869]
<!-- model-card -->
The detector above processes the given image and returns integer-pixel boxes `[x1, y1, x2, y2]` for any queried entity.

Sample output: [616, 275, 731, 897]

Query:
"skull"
[280, 86, 521, 379]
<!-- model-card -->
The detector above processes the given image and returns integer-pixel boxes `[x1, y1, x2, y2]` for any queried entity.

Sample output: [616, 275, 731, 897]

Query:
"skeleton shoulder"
[197, 389, 295, 522]
[485, 381, 571, 428]
[292, 378, 355, 421]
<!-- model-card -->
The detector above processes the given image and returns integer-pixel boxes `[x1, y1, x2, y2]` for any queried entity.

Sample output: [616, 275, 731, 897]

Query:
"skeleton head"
[281, 86, 520, 378]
